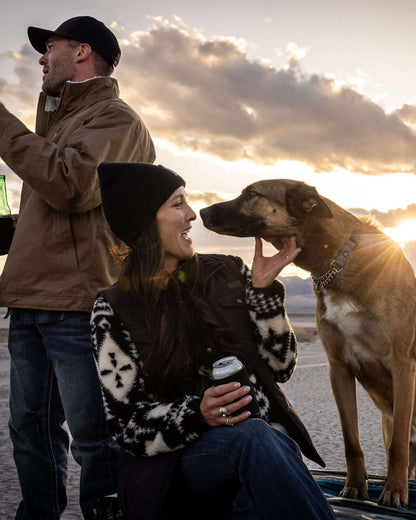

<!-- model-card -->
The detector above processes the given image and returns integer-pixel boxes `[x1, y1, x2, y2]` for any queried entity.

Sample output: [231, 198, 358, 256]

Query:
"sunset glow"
[384, 220, 416, 247]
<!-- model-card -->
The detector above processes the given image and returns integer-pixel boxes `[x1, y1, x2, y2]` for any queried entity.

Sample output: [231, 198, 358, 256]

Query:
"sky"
[1, 0, 416, 276]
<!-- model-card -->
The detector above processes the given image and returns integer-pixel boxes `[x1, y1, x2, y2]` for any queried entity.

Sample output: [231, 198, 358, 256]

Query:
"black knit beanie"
[98, 162, 186, 245]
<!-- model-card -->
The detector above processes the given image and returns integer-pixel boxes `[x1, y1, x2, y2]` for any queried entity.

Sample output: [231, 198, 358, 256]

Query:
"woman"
[92, 162, 335, 520]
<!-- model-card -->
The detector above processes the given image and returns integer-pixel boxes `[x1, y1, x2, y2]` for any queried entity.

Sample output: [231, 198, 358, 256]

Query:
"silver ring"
[219, 406, 228, 417]
[226, 416, 233, 427]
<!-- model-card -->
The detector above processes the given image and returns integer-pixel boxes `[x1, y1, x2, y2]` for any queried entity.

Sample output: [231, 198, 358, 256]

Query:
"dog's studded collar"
[312, 230, 360, 292]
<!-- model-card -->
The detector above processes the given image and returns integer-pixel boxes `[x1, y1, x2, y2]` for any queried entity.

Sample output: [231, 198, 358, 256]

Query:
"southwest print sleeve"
[91, 295, 209, 457]
[242, 263, 297, 383]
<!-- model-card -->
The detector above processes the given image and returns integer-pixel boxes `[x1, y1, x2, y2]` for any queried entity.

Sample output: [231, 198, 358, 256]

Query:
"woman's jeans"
[168, 419, 335, 520]
[8, 309, 120, 519]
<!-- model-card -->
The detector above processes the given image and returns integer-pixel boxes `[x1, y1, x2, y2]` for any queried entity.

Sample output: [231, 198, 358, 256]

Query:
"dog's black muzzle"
[200, 203, 264, 237]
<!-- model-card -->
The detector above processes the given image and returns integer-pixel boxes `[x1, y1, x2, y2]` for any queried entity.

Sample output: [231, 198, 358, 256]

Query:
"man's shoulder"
[109, 96, 142, 118]
[66, 91, 144, 131]
[63, 77, 139, 119]
[89, 92, 147, 127]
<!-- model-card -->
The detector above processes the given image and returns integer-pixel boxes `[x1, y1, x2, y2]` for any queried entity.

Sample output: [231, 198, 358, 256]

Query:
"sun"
[384, 220, 416, 247]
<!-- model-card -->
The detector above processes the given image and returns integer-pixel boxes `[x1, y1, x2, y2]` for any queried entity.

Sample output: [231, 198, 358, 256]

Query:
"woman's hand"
[200, 382, 252, 427]
[251, 236, 301, 288]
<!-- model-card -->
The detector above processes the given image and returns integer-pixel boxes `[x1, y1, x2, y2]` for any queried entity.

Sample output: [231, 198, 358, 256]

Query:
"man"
[0, 16, 155, 519]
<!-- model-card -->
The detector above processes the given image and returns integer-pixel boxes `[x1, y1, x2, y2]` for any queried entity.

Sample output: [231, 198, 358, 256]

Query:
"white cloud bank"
[115, 19, 416, 175]
[2, 19, 416, 176]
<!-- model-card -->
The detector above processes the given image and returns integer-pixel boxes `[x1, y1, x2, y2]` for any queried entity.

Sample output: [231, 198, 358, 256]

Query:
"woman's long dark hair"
[120, 219, 248, 401]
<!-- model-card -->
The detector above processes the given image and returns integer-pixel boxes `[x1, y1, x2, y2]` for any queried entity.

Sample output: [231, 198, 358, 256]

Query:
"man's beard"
[41, 56, 74, 97]
[42, 74, 65, 97]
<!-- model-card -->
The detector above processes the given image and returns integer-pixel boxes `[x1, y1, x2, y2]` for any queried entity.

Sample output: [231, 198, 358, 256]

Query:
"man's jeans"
[168, 419, 336, 519]
[8, 310, 120, 519]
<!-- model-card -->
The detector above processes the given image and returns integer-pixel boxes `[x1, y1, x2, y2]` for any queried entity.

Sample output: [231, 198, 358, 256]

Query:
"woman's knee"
[186, 419, 301, 465]
[234, 418, 288, 441]
[205, 418, 271, 447]
[234, 419, 302, 459]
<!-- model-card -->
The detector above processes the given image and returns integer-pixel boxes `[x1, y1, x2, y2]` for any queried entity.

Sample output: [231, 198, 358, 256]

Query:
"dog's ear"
[285, 185, 333, 219]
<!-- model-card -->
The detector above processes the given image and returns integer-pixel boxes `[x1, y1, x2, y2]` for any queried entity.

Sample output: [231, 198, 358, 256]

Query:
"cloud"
[2, 19, 416, 174]
[0, 77, 7, 97]
[116, 19, 416, 174]
[0, 44, 39, 122]
[285, 42, 310, 70]
[349, 204, 416, 228]
[188, 190, 226, 206]
[395, 103, 416, 128]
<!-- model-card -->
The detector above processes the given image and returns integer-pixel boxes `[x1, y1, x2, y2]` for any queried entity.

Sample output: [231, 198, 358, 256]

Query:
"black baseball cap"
[28, 16, 121, 67]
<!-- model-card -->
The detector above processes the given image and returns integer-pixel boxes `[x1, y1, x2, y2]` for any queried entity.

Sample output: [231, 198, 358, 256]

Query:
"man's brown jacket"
[0, 76, 155, 311]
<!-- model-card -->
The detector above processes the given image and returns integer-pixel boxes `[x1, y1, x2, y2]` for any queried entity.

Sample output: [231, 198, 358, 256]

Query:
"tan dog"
[200, 179, 416, 508]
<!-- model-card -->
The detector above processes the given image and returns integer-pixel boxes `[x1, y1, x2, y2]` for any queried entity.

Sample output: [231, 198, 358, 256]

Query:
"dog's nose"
[199, 207, 209, 222]
[200, 207, 216, 230]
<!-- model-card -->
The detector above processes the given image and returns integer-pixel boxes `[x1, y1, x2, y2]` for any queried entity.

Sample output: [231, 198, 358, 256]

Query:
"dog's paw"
[378, 489, 408, 509]
[339, 483, 368, 501]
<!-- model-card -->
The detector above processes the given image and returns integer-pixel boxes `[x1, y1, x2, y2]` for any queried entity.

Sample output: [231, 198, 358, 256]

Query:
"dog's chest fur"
[322, 293, 361, 332]
[318, 291, 391, 385]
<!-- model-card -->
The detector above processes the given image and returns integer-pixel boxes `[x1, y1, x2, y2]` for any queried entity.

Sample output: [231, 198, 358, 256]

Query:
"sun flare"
[384, 220, 416, 247]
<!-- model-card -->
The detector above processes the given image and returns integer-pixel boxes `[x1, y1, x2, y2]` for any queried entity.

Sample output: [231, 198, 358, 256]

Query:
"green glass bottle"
[0, 174, 14, 255]
[0, 174, 11, 216]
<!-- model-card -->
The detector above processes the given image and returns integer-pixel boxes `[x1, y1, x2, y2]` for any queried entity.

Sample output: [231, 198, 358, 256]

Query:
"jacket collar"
[38, 76, 119, 114]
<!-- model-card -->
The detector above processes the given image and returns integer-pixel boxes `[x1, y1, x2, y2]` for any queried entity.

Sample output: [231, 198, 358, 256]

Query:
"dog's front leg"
[378, 357, 416, 508]
[329, 359, 368, 500]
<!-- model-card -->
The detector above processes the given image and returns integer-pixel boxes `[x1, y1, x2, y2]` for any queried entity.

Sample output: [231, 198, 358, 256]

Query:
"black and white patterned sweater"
[91, 264, 297, 458]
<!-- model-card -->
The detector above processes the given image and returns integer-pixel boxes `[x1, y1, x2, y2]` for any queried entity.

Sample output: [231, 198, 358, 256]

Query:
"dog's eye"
[245, 190, 259, 199]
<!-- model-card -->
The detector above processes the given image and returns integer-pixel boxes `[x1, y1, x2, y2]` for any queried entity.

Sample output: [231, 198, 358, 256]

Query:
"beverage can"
[211, 356, 260, 418]
[211, 356, 243, 380]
